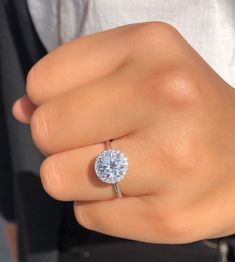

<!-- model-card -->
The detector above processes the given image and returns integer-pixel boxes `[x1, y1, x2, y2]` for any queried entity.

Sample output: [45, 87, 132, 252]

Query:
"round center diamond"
[94, 149, 128, 184]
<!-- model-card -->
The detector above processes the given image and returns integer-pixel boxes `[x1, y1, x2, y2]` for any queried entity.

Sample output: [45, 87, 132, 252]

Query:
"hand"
[13, 22, 235, 244]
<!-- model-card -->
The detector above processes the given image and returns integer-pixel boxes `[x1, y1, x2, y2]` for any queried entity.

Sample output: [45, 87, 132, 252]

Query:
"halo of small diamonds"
[94, 149, 128, 184]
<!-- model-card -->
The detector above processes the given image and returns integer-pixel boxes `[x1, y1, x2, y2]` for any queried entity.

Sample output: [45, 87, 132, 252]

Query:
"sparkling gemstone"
[94, 149, 128, 184]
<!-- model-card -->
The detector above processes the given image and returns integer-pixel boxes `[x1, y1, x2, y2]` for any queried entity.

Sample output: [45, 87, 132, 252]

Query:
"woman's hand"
[13, 22, 235, 244]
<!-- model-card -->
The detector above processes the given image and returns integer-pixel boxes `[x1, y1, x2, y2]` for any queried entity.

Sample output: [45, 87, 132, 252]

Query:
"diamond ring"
[94, 140, 128, 198]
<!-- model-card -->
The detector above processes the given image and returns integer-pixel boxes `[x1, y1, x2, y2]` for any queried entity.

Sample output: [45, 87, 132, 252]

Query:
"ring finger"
[40, 135, 161, 201]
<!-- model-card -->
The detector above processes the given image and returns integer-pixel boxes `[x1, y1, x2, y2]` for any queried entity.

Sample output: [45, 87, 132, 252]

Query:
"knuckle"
[144, 198, 195, 243]
[30, 106, 50, 155]
[131, 21, 177, 39]
[143, 69, 199, 108]
[160, 69, 199, 105]
[40, 157, 63, 200]
[127, 22, 178, 50]
[154, 206, 195, 243]
[161, 212, 194, 243]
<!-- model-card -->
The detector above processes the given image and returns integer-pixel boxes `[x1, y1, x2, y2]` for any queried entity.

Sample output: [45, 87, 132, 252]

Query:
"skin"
[4, 223, 18, 262]
[12, 22, 235, 244]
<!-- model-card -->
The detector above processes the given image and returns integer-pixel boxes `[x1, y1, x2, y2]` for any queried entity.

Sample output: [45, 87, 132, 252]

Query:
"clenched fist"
[13, 22, 235, 244]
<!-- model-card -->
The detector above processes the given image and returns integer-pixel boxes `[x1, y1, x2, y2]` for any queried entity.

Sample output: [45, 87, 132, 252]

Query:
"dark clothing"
[0, 0, 234, 261]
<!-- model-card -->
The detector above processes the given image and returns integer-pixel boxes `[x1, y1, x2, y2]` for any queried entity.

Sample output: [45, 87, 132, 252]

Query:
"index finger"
[26, 25, 133, 106]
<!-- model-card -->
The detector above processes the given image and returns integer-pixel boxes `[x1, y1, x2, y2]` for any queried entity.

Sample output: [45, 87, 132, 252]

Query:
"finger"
[40, 136, 159, 201]
[12, 96, 36, 124]
[30, 67, 147, 155]
[40, 143, 115, 201]
[26, 25, 134, 106]
[74, 197, 171, 244]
